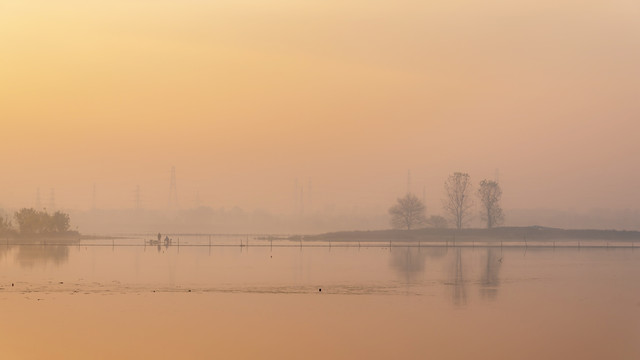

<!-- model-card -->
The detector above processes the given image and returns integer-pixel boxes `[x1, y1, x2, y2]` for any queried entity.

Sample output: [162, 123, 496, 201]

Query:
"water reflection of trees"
[447, 247, 504, 306]
[450, 248, 466, 306]
[16, 245, 70, 268]
[390, 247, 426, 283]
[389, 246, 487, 306]
[0, 244, 13, 259]
[390, 247, 447, 283]
[479, 248, 502, 300]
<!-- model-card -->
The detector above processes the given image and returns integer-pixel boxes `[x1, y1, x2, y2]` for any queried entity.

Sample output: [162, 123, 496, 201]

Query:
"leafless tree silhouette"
[388, 193, 426, 230]
[477, 179, 504, 228]
[443, 172, 473, 229]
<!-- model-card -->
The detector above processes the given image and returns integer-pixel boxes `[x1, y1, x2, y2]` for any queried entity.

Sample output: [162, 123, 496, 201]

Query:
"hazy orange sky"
[1, 0, 639, 215]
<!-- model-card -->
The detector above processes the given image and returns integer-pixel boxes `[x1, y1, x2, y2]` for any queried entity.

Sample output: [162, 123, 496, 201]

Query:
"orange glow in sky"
[1, 0, 639, 215]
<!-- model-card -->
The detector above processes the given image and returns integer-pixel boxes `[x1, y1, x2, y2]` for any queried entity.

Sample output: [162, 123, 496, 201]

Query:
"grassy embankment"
[302, 226, 640, 244]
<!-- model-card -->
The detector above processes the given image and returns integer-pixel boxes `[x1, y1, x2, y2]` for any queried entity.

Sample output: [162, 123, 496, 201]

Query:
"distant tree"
[477, 179, 504, 228]
[443, 172, 473, 229]
[14, 208, 72, 235]
[51, 211, 71, 233]
[0, 214, 12, 234]
[389, 193, 427, 230]
[426, 215, 448, 229]
[14, 208, 41, 235]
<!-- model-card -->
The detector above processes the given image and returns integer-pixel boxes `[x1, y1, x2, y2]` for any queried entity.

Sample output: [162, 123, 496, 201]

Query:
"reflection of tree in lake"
[479, 248, 502, 300]
[390, 247, 446, 284]
[450, 248, 466, 306]
[16, 245, 70, 268]
[390, 247, 427, 283]
[0, 244, 14, 260]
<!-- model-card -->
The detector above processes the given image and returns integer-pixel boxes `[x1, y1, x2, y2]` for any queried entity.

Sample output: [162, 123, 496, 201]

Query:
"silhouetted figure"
[157, 233, 161, 242]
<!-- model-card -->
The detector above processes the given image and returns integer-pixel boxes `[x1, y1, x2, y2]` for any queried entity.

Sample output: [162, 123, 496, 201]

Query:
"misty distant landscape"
[2, 1, 639, 359]
[2, 168, 640, 236]
[4, 193, 640, 236]
[59, 205, 640, 235]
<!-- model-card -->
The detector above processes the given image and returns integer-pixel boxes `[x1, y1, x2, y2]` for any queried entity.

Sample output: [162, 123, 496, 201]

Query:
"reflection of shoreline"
[5, 235, 81, 245]
[16, 245, 70, 268]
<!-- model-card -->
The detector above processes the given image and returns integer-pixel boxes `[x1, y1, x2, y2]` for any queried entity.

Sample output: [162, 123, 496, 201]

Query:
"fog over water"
[2, 0, 640, 233]
[2, 2, 640, 359]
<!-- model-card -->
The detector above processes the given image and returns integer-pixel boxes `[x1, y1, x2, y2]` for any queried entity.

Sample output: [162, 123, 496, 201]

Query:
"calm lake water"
[1, 237, 639, 359]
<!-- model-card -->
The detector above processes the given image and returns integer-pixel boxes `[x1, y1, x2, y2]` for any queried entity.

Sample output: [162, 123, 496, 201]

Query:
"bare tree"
[443, 172, 473, 229]
[389, 193, 427, 230]
[477, 179, 504, 228]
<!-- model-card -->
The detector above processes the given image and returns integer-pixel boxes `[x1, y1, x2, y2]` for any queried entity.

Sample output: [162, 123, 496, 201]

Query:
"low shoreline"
[301, 226, 640, 243]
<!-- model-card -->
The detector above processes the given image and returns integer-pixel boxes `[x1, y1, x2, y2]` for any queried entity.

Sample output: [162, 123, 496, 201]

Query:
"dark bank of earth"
[301, 226, 640, 243]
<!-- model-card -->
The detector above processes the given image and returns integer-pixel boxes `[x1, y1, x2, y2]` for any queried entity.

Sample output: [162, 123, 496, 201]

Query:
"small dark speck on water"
[59, 281, 63, 284]
[188, 290, 191, 292]
[319, 288, 322, 292]
[12, 283, 14, 287]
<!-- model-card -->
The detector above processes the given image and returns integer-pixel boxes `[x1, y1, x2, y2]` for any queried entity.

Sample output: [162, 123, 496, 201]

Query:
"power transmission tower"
[168, 166, 178, 209]
[293, 178, 299, 215]
[307, 178, 312, 213]
[422, 184, 427, 215]
[92, 183, 97, 210]
[195, 191, 201, 208]
[49, 188, 56, 211]
[134, 185, 141, 210]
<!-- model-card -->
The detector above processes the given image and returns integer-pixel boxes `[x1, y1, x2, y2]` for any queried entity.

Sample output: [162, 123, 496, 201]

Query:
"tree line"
[0, 208, 74, 236]
[389, 172, 503, 230]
